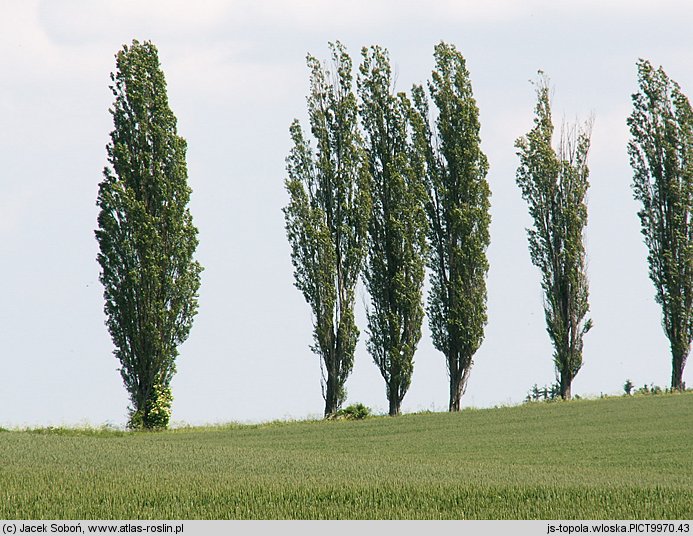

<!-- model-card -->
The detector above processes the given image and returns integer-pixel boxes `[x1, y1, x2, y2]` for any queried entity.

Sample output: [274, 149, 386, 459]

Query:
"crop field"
[1, 393, 691, 519]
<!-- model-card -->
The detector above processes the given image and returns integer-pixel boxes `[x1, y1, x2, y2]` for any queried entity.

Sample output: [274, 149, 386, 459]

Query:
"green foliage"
[1, 394, 691, 518]
[334, 403, 372, 420]
[410, 42, 491, 411]
[95, 40, 202, 430]
[284, 42, 371, 417]
[358, 46, 428, 416]
[627, 59, 693, 391]
[635, 383, 664, 396]
[515, 73, 593, 400]
[525, 382, 561, 402]
[623, 379, 635, 396]
[284, 42, 370, 416]
[128, 384, 173, 430]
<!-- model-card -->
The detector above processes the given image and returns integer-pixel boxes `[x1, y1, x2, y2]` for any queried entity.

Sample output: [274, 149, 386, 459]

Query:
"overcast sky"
[1, 1, 691, 427]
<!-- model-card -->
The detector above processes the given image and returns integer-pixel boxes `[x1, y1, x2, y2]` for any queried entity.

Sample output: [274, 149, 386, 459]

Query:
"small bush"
[128, 383, 173, 430]
[634, 383, 664, 396]
[623, 379, 634, 396]
[334, 403, 371, 420]
[525, 383, 561, 402]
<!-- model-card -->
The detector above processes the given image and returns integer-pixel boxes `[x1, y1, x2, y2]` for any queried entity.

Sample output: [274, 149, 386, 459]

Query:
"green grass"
[1, 393, 691, 519]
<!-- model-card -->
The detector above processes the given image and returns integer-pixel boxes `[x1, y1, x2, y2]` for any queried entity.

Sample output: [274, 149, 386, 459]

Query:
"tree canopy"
[96, 40, 202, 429]
[359, 45, 428, 416]
[628, 59, 693, 390]
[515, 73, 593, 400]
[284, 42, 371, 416]
[411, 42, 491, 411]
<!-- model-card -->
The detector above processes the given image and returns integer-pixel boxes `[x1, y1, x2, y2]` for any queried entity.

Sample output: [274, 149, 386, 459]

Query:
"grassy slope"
[1, 393, 691, 519]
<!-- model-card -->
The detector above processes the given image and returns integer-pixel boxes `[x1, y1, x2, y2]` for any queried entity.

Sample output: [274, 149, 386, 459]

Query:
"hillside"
[1, 393, 691, 519]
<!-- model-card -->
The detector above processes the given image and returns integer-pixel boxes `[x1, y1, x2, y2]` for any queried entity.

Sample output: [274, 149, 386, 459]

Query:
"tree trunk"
[449, 380, 461, 412]
[323, 397, 337, 418]
[448, 365, 470, 412]
[388, 384, 400, 416]
[671, 350, 687, 391]
[324, 371, 338, 417]
[560, 375, 572, 400]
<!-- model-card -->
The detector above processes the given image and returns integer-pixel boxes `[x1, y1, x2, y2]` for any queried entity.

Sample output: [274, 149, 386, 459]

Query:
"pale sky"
[1, 1, 691, 427]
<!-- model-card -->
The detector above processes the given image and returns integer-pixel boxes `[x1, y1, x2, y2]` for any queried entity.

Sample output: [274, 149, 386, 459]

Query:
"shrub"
[525, 383, 561, 402]
[623, 379, 634, 396]
[128, 384, 173, 430]
[634, 383, 664, 396]
[334, 403, 371, 420]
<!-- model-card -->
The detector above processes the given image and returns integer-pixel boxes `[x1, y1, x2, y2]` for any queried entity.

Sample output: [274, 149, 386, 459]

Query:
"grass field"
[1, 393, 691, 519]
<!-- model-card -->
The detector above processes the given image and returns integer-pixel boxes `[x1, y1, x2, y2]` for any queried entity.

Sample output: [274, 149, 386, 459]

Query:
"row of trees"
[92, 39, 691, 429]
[283, 43, 692, 418]
[284, 42, 491, 416]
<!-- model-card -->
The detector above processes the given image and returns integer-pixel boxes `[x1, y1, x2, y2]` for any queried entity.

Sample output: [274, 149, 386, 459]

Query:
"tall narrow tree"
[515, 74, 593, 400]
[358, 46, 428, 416]
[96, 40, 202, 429]
[628, 59, 693, 390]
[411, 42, 491, 411]
[284, 42, 371, 417]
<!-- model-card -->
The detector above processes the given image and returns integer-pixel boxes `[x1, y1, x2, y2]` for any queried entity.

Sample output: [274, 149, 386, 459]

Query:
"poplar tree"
[358, 46, 428, 416]
[628, 59, 693, 390]
[96, 40, 202, 429]
[284, 42, 371, 417]
[411, 42, 491, 411]
[515, 74, 593, 400]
